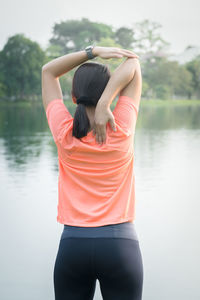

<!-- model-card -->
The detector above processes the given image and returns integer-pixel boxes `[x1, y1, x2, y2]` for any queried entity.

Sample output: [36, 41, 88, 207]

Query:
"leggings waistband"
[61, 221, 138, 241]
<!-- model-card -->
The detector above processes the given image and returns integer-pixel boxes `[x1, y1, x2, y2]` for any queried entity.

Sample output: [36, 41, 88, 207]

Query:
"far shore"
[0, 98, 200, 108]
[139, 99, 200, 107]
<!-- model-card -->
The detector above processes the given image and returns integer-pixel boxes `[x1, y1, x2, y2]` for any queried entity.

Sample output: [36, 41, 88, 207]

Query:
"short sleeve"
[112, 95, 139, 134]
[45, 99, 73, 143]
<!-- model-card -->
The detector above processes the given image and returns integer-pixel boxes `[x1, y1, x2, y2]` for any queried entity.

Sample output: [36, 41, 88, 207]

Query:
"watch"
[85, 45, 95, 59]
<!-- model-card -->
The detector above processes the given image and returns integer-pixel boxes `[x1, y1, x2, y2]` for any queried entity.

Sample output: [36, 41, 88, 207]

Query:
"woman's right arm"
[93, 56, 141, 144]
[97, 57, 140, 108]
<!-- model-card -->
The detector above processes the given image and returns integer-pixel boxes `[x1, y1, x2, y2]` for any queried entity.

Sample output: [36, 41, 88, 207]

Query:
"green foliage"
[115, 27, 135, 48]
[173, 65, 193, 98]
[48, 18, 115, 55]
[185, 56, 200, 98]
[0, 33, 47, 101]
[0, 18, 200, 102]
[45, 44, 63, 60]
[142, 56, 194, 99]
[140, 81, 150, 98]
[0, 82, 6, 97]
[154, 85, 171, 99]
[132, 19, 170, 54]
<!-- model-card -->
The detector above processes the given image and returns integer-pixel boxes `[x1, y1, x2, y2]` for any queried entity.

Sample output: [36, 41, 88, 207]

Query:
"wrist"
[92, 46, 99, 57]
[97, 97, 111, 109]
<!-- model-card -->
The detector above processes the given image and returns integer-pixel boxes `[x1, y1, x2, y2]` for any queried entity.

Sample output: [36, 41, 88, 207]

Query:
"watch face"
[86, 45, 93, 50]
[85, 45, 95, 59]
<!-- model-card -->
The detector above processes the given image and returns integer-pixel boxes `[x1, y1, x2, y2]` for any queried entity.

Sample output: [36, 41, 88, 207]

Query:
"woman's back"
[46, 94, 139, 227]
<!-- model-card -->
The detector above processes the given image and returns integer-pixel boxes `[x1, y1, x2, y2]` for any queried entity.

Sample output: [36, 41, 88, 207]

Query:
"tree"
[173, 65, 193, 99]
[114, 27, 135, 49]
[0, 34, 47, 100]
[132, 19, 170, 56]
[154, 84, 171, 99]
[47, 18, 115, 56]
[143, 56, 193, 99]
[185, 55, 200, 98]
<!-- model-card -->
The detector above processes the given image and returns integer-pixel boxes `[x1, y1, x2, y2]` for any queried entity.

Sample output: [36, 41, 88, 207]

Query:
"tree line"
[0, 18, 199, 101]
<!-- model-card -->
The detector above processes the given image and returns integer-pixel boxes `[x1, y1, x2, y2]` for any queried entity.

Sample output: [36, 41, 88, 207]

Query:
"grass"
[140, 99, 200, 106]
[0, 98, 200, 108]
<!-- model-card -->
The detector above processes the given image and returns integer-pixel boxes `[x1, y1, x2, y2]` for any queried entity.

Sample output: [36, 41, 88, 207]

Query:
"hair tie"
[76, 96, 93, 106]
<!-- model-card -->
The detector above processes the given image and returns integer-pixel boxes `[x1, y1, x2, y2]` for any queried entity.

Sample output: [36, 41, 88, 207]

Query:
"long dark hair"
[72, 62, 111, 139]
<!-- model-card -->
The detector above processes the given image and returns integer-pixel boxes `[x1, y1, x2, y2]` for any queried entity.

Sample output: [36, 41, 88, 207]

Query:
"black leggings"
[53, 224, 143, 300]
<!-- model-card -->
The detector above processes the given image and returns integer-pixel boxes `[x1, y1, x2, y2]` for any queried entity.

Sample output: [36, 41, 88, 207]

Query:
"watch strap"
[85, 45, 95, 59]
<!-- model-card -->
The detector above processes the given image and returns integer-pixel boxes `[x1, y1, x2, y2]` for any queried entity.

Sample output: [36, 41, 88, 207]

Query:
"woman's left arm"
[42, 50, 91, 111]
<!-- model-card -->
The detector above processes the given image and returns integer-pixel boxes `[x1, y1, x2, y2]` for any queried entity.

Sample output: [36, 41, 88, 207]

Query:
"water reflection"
[1, 103, 200, 169]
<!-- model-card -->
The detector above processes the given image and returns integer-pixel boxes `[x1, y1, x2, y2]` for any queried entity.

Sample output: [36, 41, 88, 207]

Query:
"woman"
[42, 46, 143, 300]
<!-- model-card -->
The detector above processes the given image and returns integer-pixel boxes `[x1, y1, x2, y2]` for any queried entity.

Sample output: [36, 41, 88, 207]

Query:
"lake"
[0, 100, 200, 300]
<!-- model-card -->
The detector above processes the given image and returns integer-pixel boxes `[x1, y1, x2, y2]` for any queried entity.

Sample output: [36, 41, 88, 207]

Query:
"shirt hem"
[57, 216, 135, 227]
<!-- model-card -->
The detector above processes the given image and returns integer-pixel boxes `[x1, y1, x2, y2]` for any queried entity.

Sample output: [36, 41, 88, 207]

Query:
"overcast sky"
[0, 0, 199, 54]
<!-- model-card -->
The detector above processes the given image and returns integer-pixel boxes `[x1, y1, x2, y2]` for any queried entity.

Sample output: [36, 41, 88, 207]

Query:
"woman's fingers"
[123, 49, 138, 55]
[111, 52, 137, 59]
[97, 131, 104, 145]
[97, 134, 103, 145]
[98, 47, 139, 60]
[94, 126, 102, 144]
[95, 126, 101, 144]
[95, 125, 106, 145]
[101, 127, 106, 144]
[120, 50, 139, 58]
[114, 48, 139, 58]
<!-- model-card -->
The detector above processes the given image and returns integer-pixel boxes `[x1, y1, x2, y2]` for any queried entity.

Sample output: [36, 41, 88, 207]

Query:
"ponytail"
[72, 103, 91, 139]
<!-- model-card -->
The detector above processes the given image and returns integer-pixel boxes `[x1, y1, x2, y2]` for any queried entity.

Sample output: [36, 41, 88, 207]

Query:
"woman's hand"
[93, 46, 139, 59]
[91, 46, 139, 145]
[93, 104, 117, 145]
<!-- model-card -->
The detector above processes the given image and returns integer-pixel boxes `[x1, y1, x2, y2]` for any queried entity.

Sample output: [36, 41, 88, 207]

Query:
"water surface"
[0, 101, 200, 299]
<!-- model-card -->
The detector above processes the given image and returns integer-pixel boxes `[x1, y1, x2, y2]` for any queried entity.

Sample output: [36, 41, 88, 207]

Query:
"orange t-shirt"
[46, 95, 139, 227]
